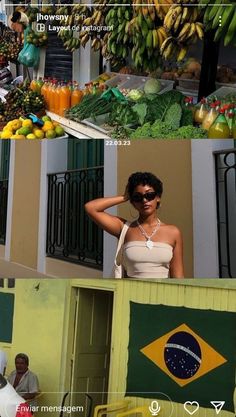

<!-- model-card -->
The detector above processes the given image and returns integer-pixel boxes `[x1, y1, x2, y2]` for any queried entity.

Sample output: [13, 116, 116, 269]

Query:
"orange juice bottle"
[59, 83, 71, 116]
[30, 77, 37, 91]
[71, 82, 83, 107]
[83, 83, 90, 96]
[41, 79, 49, 107]
[48, 79, 57, 112]
[54, 82, 61, 115]
[50, 81, 57, 113]
[46, 79, 53, 111]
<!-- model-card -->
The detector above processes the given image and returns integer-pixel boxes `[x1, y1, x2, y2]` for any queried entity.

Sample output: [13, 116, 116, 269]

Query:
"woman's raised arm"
[85, 195, 128, 238]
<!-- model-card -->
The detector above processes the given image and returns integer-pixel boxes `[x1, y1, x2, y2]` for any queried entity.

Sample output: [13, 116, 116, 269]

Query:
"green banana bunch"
[201, 0, 236, 45]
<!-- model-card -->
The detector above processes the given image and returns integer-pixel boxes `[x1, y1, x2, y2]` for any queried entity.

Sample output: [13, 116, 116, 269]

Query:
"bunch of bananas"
[79, 1, 109, 50]
[128, 13, 168, 69]
[164, 5, 200, 33]
[201, 0, 236, 46]
[105, 6, 131, 59]
[143, 0, 174, 20]
[56, 5, 90, 52]
[161, 4, 204, 60]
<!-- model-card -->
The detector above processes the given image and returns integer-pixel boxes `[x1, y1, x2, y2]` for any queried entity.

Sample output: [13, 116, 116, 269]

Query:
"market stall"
[0, 1, 236, 139]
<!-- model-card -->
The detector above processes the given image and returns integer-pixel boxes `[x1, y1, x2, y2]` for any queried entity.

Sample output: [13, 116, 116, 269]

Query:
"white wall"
[103, 145, 118, 278]
[191, 139, 234, 278]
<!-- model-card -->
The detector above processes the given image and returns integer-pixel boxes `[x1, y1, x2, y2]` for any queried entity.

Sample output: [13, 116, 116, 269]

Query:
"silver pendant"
[146, 239, 153, 249]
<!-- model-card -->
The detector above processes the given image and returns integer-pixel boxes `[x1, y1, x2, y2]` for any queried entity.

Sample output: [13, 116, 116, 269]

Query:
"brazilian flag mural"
[126, 302, 236, 412]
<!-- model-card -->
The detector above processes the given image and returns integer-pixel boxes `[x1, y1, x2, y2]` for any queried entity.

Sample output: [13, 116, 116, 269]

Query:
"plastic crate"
[207, 86, 236, 99]
[105, 74, 135, 88]
[138, 77, 174, 94]
[105, 73, 174, 95]
[177, 78, 200, 91]
[215, 82, 236, 89]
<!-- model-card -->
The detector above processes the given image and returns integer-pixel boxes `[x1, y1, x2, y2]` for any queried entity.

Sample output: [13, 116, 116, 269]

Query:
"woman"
[85, 172, 184, 279]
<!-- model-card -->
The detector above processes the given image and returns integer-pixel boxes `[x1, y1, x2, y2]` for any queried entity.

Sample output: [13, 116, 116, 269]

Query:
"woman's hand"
[85, 196, 128, 238]
[123, 185, 130, 202]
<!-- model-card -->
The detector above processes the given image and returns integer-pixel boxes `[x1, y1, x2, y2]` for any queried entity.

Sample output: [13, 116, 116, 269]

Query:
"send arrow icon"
[210, 401, 225, 414]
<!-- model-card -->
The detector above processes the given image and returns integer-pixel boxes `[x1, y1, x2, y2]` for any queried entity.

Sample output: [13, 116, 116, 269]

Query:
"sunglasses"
[131, 192, 157, 203]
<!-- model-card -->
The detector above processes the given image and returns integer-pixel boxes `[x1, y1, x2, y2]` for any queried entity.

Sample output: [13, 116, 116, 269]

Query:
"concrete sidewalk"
[0, 258, 53, 278]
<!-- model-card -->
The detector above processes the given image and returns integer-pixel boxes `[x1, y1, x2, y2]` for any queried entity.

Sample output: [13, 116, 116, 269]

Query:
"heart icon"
[184, 401, 199, 415]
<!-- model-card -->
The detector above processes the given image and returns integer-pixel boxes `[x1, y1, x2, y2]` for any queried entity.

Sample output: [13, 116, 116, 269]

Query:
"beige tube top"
[123, 241, 173, 278]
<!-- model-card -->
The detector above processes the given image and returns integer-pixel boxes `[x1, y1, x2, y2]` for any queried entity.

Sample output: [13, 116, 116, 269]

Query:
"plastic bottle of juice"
[233, 115, 236, 139]
[43, 79, 51, 110]
[83, 83, 90, 96]
[202, 103, 218, 131]
[36, 77, 44, 93]
[54, 82, 62, 115]
[184, 96, 195, 117]
[208, 109, 231, 139]
[46, 79, 53, 111]
[227, 110, 234, 137]
[50, 81, 57, 113]
[41, 79, 49, 107]
[30, 78, 37, 92]
[71, 82, 83, 107]
[59, 83, 71, 116]
[215, 100, 221, 111]
[194, 98, 208, 124]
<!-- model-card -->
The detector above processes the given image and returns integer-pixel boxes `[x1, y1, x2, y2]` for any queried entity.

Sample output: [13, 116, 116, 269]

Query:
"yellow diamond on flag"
[140, 323, 227, 387]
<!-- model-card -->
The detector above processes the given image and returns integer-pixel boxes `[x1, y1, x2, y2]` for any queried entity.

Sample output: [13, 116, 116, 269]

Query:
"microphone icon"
[149, 401, 161, 416]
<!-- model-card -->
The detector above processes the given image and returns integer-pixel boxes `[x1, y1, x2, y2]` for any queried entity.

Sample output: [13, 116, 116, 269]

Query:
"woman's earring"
[156, 202, 161, 209]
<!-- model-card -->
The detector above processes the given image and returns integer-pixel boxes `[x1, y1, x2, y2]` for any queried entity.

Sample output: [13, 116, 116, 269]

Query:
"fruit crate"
[105, 73, 174, 94]
[207, 86, 236, 99]
[105, 74, 135, 88]
[215, 82, 236, 89]
[177, 78, 200, 91]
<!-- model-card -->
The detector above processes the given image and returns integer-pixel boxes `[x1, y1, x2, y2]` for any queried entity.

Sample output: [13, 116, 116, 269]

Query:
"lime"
[45, 129, 56, 139]
[55, 126, 65, 137]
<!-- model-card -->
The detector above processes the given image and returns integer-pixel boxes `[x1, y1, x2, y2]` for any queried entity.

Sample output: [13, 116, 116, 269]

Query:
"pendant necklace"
[136, 219, 161, 249]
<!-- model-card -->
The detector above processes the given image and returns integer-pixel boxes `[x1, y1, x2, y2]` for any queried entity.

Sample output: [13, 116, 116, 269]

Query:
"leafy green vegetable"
[150, 120, 173, 138]
[181, 107, 193, 126]
[130, 123, 152, 139]
[167, 125, 207, 139]
[137, 90, 184, 124]
[164, 103, 182, 130]
[109, 102, 138, 126]
[129, 121, 207, 139]
[132, 103, 147, 125]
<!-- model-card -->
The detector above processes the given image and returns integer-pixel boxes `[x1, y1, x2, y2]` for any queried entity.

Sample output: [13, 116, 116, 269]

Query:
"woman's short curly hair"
[127, 172, 163, 198]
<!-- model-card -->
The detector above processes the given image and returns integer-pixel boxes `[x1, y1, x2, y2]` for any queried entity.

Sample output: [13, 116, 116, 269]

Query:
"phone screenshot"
[0, 1, 236, 417]
[0, 278, 236, 417]
[0, 0, 236, 140]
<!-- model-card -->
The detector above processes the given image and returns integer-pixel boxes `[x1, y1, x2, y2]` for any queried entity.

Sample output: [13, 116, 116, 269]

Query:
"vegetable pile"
[65, 93, 115, 121]
[110, 90, 207, 138]
[65, 87, 208, 139]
